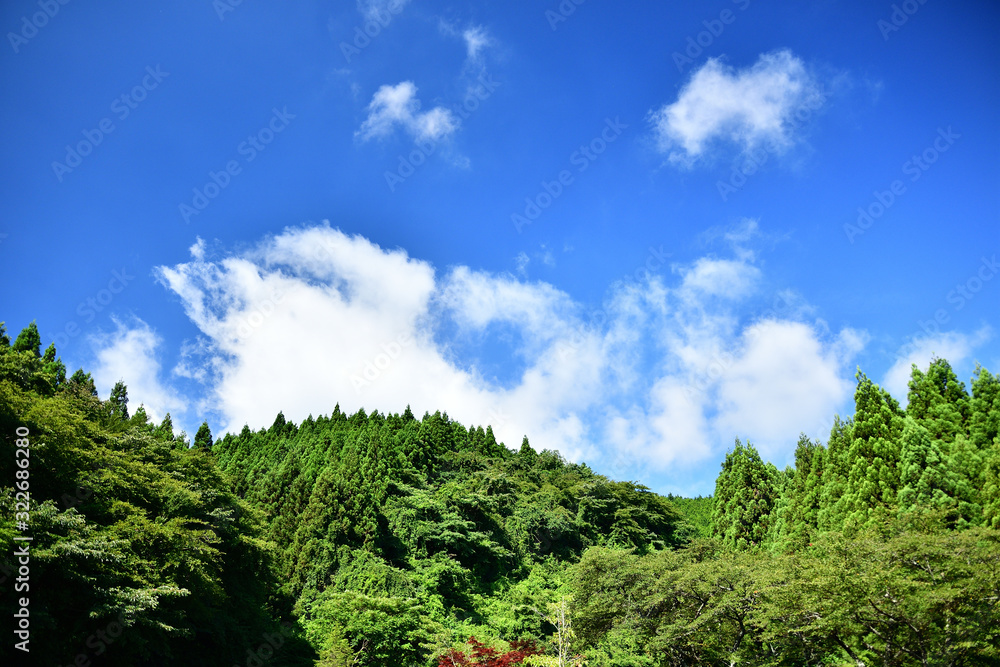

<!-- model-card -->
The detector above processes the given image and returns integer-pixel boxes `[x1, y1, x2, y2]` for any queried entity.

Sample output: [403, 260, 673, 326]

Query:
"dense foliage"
[210, 402, 685, 665]
[2, 319, 999, 666]
[0, 322, 313, 665]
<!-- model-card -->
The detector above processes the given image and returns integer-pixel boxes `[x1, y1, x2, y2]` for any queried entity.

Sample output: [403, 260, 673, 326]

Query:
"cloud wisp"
[651, 49, 823, 167]
[356, 0, 410, 22]
[356, 81, 459, 144]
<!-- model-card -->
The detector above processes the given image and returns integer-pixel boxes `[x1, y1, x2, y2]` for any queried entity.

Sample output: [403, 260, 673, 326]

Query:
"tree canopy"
[1, 318, 998, 666]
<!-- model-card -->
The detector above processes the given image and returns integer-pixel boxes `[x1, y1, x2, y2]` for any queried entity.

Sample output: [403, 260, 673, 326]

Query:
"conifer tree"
[68, 368, 98, 396]
[42, 342, 67, 385]
[154, 413, 175, 441]
[970, 365, 1000, 451]
[907, 358, 969, 443]
[484, 425, 502, 455]
[109, 379, 129, 420]
[773, 434, 826, 551]
[971, 366, 1000, 527]
[195, 421, 214, 450]
[519, 435, 537, 458]
[896, 417, 980, 527]
[12, 320, 41, 356]
[835, 372, 905, 531]
[129, 405, 154, 433]
[817, 416, 853, 532]
[711, 438, 779, 550]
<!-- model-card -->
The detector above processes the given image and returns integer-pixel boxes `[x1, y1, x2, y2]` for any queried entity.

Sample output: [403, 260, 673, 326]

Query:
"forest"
[1, 318, 999, 666]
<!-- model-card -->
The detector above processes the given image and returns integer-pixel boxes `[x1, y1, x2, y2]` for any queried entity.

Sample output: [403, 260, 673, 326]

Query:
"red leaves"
[437, 636, 543, 667]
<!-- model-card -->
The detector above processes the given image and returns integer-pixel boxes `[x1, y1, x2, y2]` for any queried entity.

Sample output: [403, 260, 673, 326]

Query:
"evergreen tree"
[835, 372, 905, 531]
[41, 342, 67, 386]
[970, 366, 1000, 527]
[154, 412, 175, 441]
[129, 404, 154, 433]
[195, 420, 214, 450]
[711, 438, 780, 550]
[67, 368, 98, 396]
[897, 417, 980, 527]
[12, 320, 41, 356]
[907, 358, 969, 444]
[773, 434, 826, 551]
[109, 379, 129, 420]
[0, 321, 10, 347]
[484, 425, 502, 456]
[970, 365, 1000, 451]
[817, 416, 853, 532]
[519, 435, 537, 458]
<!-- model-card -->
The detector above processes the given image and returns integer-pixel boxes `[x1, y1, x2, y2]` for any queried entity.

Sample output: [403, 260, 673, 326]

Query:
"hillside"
[2, 320, 1000, 666]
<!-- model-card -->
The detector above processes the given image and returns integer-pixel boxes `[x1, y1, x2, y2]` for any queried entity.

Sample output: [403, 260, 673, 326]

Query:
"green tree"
[896, 417, 980, 527]
[195, 420, 214, 450]
[154, 412, 175, 441]
[817, 415, 854, 533]
[41, 342, 66, 386]
[11, 320, 41, 356]
[971, 366, 1000, 527]
[109, 379, 129, 420]
[711, 438, 780, 550]
[907, 357, 969, 443]
[835, 372, 905, 531]
[67, 368, 98, 396]
[773, 434, 826, 551]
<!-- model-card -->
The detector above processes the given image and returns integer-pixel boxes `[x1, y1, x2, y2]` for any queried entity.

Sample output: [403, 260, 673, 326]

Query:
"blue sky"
[1, 0, 998, 496]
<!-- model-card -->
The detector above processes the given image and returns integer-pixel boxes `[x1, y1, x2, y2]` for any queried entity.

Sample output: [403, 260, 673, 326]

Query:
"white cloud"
[677, 257, 761, 301]
[90, 317, 187, 424]
[651, 50, 823, 166]
[712, 321, 862, 461]
[356, 0, 409, 22]
[153, 225, 604, 462]
[883, 327, 993, 402]
[515, 252, 530, 276]
[438, 21, 494, 67]
[356, 81, 459, 144]
[462, 26, 492, 62]
[189, 237, 206, 261]
[140, 222, 867, 485]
